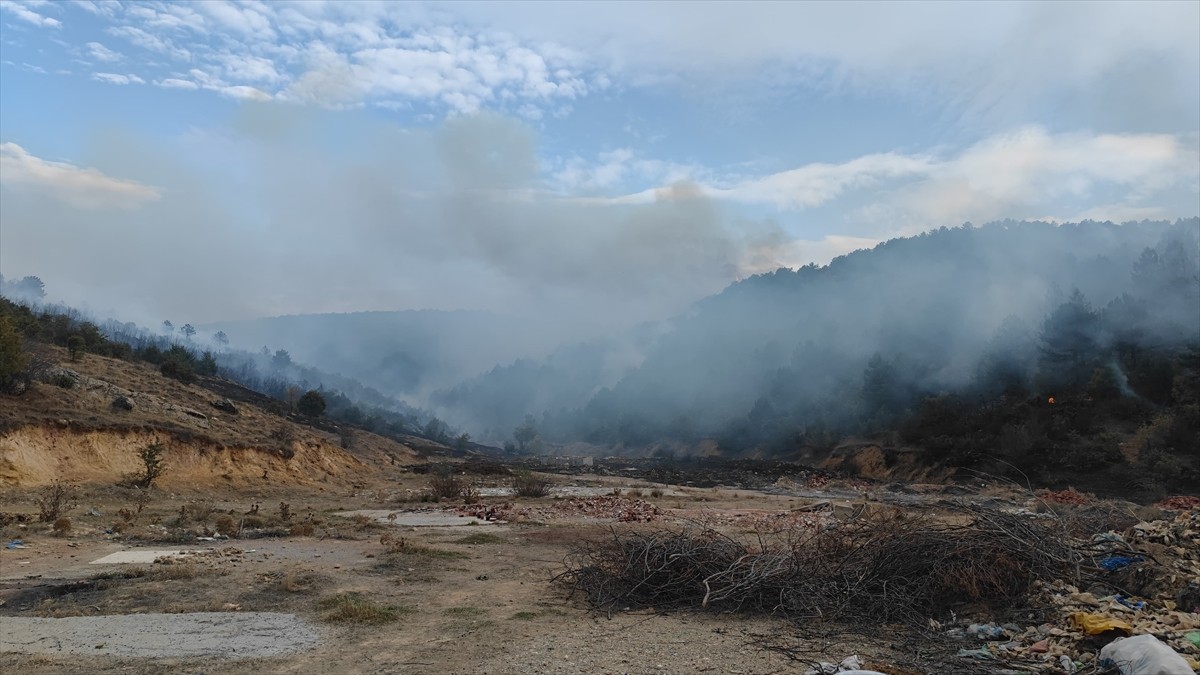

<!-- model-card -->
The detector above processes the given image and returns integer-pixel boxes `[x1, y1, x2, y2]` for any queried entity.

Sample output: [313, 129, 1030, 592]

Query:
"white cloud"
[72, 1, 117, 18]
[592, 127, 1196, 231]
[83, 3, 592, 116]
[455, 3, 1199, 123]
[715, 153, 934, 210]
[107, 25, 191, 61]
[193, 1, 274, 41]
[218, 85, 272, 102]
[155, 77, 199, 90]
[86, 41, 122, 62]
[0, 142, 160, 209]
[92, 72, 144, 85]
[879, 127, 1198, 230]
[1, 1, 61, 28]
[552, 149, 707, 195]
[217, 53, 283, 84]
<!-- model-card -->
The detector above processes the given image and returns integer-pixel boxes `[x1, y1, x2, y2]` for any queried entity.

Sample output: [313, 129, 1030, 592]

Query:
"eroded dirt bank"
[0, 426, 364, 488]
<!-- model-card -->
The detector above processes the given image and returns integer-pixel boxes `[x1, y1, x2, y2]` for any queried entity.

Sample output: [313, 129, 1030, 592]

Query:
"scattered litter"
[1098, 554, 1144, 571]
[1070, 612, 1132, 636]
[1113, 595, 1146, 610]
[802, 656, 884, 675]
[1098, 634, 1194, 675]
[957, 648, 995, 660]
[967, 623, 1006, 640]
[5, 540, 27, 550]
[1058, 654, 1077, 673]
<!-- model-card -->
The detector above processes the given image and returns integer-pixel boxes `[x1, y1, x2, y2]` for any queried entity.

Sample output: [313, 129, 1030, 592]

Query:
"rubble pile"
[152, 546, 263, 568]
[552, 496, 662, 522]
[1157, 496, 1200, 511]
[1038, 487, 1091, 505]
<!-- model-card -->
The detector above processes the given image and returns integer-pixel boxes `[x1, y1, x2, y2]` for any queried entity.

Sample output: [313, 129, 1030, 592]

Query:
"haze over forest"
[2, 2, 1198, 484]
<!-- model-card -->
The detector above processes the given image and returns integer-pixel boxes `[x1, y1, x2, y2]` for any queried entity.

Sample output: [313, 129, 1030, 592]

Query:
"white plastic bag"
[802, 655, 886, 675]
[1098, 634, 1193, 675]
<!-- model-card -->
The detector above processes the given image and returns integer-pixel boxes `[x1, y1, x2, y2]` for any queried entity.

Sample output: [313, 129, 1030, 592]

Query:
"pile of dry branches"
[561, 505, 1086, 628]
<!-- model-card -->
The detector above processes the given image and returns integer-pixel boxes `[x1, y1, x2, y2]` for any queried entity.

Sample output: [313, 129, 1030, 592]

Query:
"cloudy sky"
[1, 0, 1197, 329]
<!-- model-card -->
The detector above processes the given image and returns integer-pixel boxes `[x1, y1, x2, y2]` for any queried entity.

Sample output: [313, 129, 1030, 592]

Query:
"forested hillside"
[438, 219, 1200, 491]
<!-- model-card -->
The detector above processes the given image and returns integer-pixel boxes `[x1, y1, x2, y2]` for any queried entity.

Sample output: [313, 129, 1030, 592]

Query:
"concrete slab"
[0, 612, 320, 658]
[335, 510, 493, 526]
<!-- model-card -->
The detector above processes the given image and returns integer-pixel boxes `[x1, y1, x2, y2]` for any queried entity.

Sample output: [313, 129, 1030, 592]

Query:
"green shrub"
[160, 358, 196, 384]
[136, 442, 167, 488]
[51, 373, 77, 389]
[297, 390, 326, 418]
[511, 471, 550, 497]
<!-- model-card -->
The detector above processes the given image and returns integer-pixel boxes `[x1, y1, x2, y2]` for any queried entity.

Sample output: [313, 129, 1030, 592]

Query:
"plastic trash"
[967, 622, 1006, 640]
[5, 540, 26, 549]
[1098, 634, 1193, 675]
[1185, 631, 1200, 649]
[957, 648, 995, 660]
[1058, 654, 1077, 673]
[803, 656, 884, 675]
[1113, 595, 1146, 610]
[1069, 612, 1132, 636]
[1099, 554, 1144, 571]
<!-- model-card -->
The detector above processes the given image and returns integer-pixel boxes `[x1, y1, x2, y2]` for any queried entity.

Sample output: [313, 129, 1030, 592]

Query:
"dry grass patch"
[318, 592, 412, 625]
[449, 532, 504, 545]
[381, 531, 468, 559]
[511, 608, 567, 620]
[280, 570, 323, 593]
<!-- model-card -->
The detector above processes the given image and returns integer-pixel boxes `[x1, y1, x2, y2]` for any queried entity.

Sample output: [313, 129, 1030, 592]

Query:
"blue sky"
[1, 0, 1198, 329]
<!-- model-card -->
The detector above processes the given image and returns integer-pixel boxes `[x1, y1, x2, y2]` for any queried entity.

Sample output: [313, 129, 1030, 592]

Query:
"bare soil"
[0, 467, 927, 674]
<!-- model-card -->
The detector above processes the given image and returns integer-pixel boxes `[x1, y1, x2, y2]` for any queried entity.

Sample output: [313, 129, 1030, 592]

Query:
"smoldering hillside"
[432, 218, 1200, 460]
[204, 310, 546, 400]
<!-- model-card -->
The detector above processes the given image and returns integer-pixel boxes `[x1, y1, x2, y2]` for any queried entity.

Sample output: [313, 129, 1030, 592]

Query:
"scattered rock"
[111, 395, 135, 411]
[211, 398, 239, 415]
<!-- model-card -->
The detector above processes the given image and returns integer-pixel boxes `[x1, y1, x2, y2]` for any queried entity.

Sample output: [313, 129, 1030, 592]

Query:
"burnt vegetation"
[561, 505, 1087, 628]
